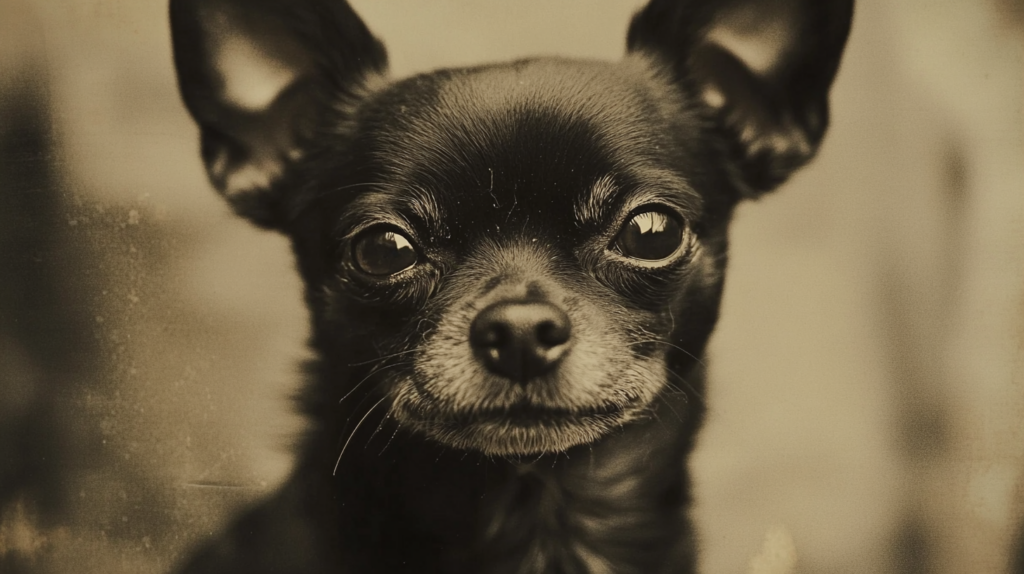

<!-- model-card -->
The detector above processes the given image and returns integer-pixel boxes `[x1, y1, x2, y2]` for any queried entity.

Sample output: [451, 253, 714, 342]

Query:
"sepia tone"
[1, 1, 1022, 573]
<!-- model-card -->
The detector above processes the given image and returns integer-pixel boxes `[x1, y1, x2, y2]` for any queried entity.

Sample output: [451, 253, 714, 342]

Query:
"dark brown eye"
[614, 209, 685, 261]
[353, 228, 418, 276]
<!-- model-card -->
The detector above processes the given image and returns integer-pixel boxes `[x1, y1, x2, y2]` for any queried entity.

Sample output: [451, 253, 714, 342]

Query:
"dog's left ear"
[170, 0, 387, 228]
[628, 0, 853, 196]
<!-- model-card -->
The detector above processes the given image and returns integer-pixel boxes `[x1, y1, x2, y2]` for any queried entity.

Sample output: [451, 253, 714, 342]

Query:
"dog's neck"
[316, 368, 701, 574]
[471, 393, 698, 574]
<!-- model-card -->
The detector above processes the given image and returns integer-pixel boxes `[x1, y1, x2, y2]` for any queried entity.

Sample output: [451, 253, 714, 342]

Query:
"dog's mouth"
[393, 389, 648, 456]
[449, 400, 626, 427]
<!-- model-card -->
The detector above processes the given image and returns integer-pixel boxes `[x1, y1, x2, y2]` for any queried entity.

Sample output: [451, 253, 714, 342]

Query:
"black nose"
[469, 300, 572, 383]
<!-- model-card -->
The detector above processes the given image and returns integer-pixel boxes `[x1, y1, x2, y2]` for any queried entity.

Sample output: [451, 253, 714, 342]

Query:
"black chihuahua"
[171, 0, 852, 572]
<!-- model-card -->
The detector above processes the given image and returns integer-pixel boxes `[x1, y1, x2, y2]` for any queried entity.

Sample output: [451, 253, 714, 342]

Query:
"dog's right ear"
[170, 0, 387, 228]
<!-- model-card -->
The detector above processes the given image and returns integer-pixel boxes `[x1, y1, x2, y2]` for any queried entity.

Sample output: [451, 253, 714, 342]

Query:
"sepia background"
[1, 1, 1022, 573]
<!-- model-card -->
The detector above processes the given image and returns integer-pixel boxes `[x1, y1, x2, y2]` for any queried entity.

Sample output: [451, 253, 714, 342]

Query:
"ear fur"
[170, 0, 387, 228]
[628, 0, 854, 196]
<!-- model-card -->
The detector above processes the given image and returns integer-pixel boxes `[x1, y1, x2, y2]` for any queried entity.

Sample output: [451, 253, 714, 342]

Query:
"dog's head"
[171, 0, 852, 456]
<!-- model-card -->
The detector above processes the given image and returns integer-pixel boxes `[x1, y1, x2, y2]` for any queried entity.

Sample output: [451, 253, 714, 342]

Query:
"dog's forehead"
[370, 58, 678, 179]
[351, 58, 700, 240]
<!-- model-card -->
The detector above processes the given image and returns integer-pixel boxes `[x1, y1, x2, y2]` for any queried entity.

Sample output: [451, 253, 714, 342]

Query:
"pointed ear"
[170, 0, 387, 228]
[628, 0, 853, 196]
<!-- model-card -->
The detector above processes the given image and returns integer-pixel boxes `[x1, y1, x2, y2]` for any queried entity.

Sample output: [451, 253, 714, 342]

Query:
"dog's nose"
[469, 300, 572, 383]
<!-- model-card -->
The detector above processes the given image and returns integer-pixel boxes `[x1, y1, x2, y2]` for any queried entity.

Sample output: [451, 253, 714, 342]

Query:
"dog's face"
[319, 59, 722, 455]
[171, 0, 852, 456]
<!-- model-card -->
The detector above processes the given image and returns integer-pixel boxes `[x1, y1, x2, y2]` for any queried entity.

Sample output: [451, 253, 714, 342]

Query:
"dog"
[169, 0, 852, 572]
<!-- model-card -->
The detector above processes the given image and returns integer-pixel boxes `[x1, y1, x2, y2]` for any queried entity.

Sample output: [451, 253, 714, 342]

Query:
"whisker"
[365, 411, 392, 448]
[628, 339, 708, 369]
[334, 394, 390, 475]
[664, 365, 705, 403]
[656, 394, 684, 423]
[347, 348, 417, 367]
[662, 380, 690, 398]
[379, 424, 401, 457]
[339, 360, 412, 404]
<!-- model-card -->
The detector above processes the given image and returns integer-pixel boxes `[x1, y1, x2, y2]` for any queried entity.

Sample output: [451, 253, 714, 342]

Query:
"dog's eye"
[353, 228, 418, 276]
[614, 209, 685, 261]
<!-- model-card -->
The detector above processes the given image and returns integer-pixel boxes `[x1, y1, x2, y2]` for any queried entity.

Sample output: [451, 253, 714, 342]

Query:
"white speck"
[747, 525, 797, 574]
[127, 210, 140, 225]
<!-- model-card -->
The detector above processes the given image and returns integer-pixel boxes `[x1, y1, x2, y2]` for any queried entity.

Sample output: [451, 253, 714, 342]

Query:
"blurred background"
[1, 1, 1022, 573]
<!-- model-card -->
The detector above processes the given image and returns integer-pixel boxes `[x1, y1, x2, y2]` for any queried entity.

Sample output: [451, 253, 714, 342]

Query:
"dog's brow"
[575, 175, 618, 226]
[575, 173, 701, 226]
[339, 187, 447, 238]
[405, 188, 447, 237]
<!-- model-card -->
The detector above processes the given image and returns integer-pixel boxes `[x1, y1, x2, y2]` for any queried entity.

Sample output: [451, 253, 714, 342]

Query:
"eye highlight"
[614, 208, 685, 261]
[353, 227, 419, 276]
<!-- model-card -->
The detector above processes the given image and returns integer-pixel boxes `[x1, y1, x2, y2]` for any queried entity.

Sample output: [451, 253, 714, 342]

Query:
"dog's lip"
[399, 381, 642, 429]
[448, 400, 627, 427]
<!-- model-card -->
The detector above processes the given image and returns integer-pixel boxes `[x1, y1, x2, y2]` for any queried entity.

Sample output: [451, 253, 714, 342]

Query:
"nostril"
[536, 319, 570, 348]
[475, 322, 509, 349]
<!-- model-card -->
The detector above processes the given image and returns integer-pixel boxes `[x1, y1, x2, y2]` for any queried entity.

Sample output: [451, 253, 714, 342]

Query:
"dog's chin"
[396, 401, 646, 457]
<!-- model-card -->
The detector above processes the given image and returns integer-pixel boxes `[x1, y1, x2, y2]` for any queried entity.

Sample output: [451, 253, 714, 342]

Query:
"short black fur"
[170, 1, 852, 572]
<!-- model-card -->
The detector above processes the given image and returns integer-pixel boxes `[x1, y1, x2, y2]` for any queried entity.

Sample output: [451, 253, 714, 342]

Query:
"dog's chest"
[472, 462, 685, 574]
[350, 404, 693, 574]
